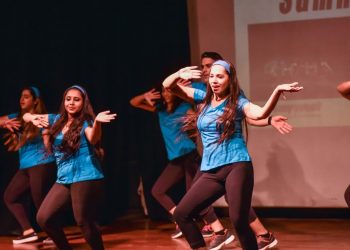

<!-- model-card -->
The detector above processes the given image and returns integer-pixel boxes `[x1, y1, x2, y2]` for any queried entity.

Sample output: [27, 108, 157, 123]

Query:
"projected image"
[248, 17, 350, 101]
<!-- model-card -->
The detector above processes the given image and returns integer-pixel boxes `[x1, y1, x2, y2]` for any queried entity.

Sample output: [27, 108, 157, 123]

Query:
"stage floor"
[1, 212, 349, 249]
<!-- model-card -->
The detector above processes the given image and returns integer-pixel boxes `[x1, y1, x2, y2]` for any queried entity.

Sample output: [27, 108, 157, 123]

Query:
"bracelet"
[268, 116, 272, 125]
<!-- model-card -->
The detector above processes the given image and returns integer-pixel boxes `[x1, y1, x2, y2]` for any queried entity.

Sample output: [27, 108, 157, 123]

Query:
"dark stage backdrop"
[0, 0, 190, 234]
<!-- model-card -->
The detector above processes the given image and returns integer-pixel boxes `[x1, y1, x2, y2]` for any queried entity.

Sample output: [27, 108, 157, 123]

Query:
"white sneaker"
[12, 232, 38, 244]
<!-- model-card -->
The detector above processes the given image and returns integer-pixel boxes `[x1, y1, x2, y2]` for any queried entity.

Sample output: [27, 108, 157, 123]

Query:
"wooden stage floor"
[1, 212, 349, 249]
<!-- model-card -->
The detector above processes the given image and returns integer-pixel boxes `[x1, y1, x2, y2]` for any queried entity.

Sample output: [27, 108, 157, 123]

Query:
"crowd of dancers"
[1, 52, 349, 250]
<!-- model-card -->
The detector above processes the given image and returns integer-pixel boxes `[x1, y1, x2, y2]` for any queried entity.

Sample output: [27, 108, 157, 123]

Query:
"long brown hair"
[183, 61, 245, 144]
[4, 87, 47, 151]
[49, 85, 100, 159]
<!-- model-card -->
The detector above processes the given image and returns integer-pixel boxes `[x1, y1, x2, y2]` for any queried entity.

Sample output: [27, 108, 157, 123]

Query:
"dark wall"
[0, 0, 191, 232]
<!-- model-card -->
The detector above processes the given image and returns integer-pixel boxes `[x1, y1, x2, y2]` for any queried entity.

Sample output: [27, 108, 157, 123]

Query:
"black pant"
[152, 151, 218, 224]
[151, 151, 199, 211]
[3, 162, 56, 231]
[36, 179, 105, 250]
[174, 162, 258, 250]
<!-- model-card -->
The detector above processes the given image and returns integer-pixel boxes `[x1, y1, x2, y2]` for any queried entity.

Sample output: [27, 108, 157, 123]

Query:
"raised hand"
[95, 110, 117, 123]
[271, 116, 292, 135]
[277, 82, 303, 93]
[144, 88, 161, 106]
[178, 66, 202, 80]
[2, 118, 21, 132]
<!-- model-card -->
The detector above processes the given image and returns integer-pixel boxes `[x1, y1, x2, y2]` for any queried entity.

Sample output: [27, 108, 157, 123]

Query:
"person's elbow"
[129, 98, 137, 107]
[337, 81, 350, 95]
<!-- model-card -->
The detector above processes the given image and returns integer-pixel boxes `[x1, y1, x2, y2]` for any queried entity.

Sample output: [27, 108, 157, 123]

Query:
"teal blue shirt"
[191, 82, 207, 92]
[7, 113, 55, 169]
[158, 102, 196, 160]
[51, 115, 104, 184]
[193, 92, 251, 171]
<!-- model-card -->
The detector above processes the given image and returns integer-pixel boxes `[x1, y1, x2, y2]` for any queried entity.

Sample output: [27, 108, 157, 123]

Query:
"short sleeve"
[193, 89, 206, 103]
[48, 114, 58, 126]
[8, 113, 18, 119]
[237, 93, 250, 112]
[82, 120, 91, 131]
[191, 82, 207, 92]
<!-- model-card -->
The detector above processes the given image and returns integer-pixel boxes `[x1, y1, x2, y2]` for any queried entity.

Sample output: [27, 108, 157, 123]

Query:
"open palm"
[95, 111, 117, 123]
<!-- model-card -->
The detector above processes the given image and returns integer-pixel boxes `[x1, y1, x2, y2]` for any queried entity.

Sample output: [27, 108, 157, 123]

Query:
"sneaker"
[12, 232, 39, 244]
[208, 229, 235, 250]
[171, 225, 183, 239]
[201, 224, 214, 238]
[43, 237, 54, 244]
[257, 232, 278, 250]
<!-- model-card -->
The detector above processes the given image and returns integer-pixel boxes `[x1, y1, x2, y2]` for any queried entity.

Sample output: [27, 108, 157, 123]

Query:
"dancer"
[24, 85, 116, 250]
[163, 60, 302, 249]
[337, 80, 350, 207]
[186, 51, 291, 249]
[130, 87, 236, 249]
[1, 86, 57, 244]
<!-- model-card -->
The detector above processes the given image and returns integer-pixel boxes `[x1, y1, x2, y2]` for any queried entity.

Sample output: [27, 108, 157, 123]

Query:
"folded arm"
[162, 66, 202, 103]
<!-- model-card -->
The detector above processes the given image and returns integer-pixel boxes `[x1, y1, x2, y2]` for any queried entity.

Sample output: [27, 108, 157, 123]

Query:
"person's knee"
[36, 210, 49, 229]
[3, 188, 15, 206]
[344, 186, 350, 207]
[173, 205, 190, 223]
[76, 217, 96, 231]
[151, 185, 163, 200]
[3, 191, 10, 206]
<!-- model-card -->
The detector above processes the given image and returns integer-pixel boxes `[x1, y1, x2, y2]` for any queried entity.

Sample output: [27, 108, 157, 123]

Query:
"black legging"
[345, 185, 350, 207]
[152, 151, 218, 224]
[151, 151, 199, 211]
[36, 179, 105, 250]
[3, 162, 56, 231]
[224, 190, 258, 224]
[174, 161, 258, 250]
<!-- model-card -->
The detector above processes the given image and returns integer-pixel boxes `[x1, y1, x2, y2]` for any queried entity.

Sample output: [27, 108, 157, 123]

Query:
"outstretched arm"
[85, 111, 117, 145]
[130, 88, 161, 112]
[23, 113, 49, 128]
[246, 116, 292, 135]
[162, 66, 202, 102]
[0, 118, 21, 132]
[337, 81, 350, 100]
[244, 82, 303, 119]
